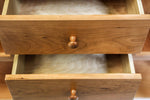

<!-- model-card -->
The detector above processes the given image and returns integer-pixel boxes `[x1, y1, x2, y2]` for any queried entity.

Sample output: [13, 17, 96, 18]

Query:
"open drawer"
[5, 54, 141, 100]
[0, 0, 150, 54]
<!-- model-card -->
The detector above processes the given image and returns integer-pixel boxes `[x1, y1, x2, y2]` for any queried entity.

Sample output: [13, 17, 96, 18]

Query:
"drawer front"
[0, 15, 150, 54]
[6, 74, 141, 100]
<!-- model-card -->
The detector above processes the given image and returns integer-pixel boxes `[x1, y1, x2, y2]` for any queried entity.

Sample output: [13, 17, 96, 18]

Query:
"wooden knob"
[68, 35, 78, 49]
[69, 89, 78, 100]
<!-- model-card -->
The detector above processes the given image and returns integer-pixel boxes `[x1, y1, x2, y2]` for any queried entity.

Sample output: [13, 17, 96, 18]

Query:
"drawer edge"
[5, 74, 142, 80]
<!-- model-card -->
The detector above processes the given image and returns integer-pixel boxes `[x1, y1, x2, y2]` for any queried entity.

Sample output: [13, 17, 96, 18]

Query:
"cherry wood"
[6, 74, 141, 100]
[0, 42, 12, 61]
[142, 30, 150, 54]
[5, 54, 140, 100]
[0, 61, 12, 100]
[142, 0, 150, 14]
[0, 15, 150, 54]
[0, 0, 12, 61]
[0, 0, 148, 54]
[134, 59, 150, 97]
[0, 0, 4, 14]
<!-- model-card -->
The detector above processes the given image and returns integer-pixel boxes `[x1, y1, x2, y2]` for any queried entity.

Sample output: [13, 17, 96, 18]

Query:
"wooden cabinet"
[0, 0, 149, 100]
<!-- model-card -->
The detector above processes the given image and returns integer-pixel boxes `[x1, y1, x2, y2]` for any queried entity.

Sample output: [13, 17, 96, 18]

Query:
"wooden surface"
[141, 0, 150, 54]
[126, 0, 144, 14]
[142, 30, 150, 54]
[0, 0, 149, 54]
[134, 60, 150, 97]
[0, 15, 150, 54]
[0, 0, 12, 61]
[133, 54, 150, 60]
[6, 54, 141, 100]
[0, 43, 12, 61]
[0, 61, 12, 100]
[0, 0, 4, 14]
[6, 74, 141, 100]
[142, 0, 150, 14]
[0, 1, 12, 99]
[12, 54, 132, 74]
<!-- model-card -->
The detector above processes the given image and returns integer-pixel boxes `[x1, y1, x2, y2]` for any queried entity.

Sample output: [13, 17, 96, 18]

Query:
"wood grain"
[127, 0, 144, 14]
[1, 0, 148, 54]
[121, 54, 135, 73]
[0, 15, 150, 54]
[6, 74, 141, 100]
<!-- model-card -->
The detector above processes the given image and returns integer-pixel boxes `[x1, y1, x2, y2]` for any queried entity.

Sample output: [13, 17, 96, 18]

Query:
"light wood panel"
[121, 54, 135, 73]
[6, 74, 141, 100]
[126, 0, 144, 14]
[0, 15, 150, 54]
[11, 55, 24, 74]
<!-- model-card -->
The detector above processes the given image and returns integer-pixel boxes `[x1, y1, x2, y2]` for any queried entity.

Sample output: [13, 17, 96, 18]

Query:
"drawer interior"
[5, 0, 143, 15]
[11, 54, 135, 74]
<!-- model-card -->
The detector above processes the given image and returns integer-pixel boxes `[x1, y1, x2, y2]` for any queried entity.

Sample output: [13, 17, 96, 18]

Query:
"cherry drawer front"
[6, 54, 141, 100]
[0, 0, 150, 54]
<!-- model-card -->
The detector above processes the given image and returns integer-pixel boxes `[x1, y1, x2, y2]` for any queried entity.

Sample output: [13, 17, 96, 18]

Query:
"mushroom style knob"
[69, 89, 79, 100]
[68, 35, 78, 49]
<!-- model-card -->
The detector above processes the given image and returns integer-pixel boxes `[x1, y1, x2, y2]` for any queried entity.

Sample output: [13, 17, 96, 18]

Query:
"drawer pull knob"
[69, 89, 79, 100]
[68, 35, 78, 49]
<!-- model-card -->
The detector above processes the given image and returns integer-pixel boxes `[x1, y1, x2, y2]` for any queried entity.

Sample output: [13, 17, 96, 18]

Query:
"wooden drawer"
[0, 0, 150, 54]
[5, 54, 141, 100]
